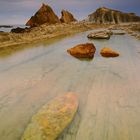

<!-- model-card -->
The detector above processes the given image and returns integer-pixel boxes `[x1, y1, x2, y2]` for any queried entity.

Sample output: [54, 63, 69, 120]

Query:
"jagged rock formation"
[60, 10, 77, 23]
[26, 3, 60, 27]
[88, 7, 140, 24]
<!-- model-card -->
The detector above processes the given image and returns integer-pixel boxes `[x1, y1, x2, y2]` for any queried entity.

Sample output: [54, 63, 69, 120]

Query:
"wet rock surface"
[100, 47, 119, 57]
[67, 43, 96, 59]
[87, 30, 112, 39]
[21, 93, 78, 140]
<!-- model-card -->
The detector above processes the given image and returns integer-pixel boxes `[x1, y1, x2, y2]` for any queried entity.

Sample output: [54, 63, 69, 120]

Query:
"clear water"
[0, 31, 140, 140]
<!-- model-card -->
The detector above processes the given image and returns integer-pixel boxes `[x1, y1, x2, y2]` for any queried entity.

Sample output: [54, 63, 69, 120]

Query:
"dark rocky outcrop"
[11, 27, 30, 33]
[60, 10, 77, 23]
[26, 3, 60, 27]
[100, 47, 119, 57]
[67, 43, 96, 59]
[88, 7, 140, 24]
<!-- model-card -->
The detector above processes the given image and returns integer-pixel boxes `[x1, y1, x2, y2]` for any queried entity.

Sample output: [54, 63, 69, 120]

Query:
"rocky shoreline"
[0, 22, 111, 50]
[0, 22, 140, 53]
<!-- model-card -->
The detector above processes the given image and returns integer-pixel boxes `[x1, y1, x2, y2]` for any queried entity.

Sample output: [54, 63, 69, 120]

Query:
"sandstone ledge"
[0, 22, 111, 50]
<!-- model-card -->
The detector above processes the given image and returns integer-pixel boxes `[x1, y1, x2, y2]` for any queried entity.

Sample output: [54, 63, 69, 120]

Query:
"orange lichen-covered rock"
[21, 93, 78, 140]
[67, 43, 96, 59]
[100, 47, 119, 57]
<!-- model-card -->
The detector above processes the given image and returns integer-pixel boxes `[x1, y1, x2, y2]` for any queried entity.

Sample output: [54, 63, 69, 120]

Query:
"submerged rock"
[100, 47, 119, 57]
[67, 43, 96, 59]
[87, 30, 112, 39]
[26, 3, 60, 27]
[60, 10, 77, 23]
[21, 93, 78, 140]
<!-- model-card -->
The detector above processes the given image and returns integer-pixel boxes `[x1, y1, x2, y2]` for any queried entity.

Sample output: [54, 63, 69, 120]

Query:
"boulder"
[87, 30, 111, 39]
[100, 47, 119, 57]
[88, 7, 140, 24]
[60, 10, 77, 23]
[26, 3, 60, 27]
[21, 93, 78, 140]
[67, 43, 96, 59]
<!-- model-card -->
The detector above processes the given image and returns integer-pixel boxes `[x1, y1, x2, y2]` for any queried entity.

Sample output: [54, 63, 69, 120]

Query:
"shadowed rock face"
[88, 7, 140, 24]
[26, 3, 60, 27]
[60, 10, 77, 23]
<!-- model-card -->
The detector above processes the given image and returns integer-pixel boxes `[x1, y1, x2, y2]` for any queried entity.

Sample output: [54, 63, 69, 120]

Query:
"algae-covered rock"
[21, 93, 78, 140]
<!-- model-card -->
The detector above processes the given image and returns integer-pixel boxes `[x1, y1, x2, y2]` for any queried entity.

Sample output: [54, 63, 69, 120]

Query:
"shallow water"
[0, 30, 140, 140]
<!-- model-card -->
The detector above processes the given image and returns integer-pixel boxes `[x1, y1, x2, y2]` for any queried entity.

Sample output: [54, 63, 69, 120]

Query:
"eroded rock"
[67, 43, 96, 59]
[88, 7, 140, 24]
[60, 10, 77, 23]
[100, 47, 119, 57]
[26, 3, 60, 27]
[87, 30, 112, 39]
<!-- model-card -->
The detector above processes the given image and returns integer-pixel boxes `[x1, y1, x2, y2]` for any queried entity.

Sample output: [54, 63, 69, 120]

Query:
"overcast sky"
[0, 0, 140, 25]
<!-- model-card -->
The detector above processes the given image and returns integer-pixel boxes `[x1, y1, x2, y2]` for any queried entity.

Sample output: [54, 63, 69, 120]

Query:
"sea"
[0, 25, 29, 32]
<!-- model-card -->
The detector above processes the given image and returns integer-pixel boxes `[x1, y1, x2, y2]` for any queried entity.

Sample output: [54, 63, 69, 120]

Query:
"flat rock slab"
[100, 47, 119, 57]
[87, 30, 112, 40]
[21, 93, 78, 140]
[67, 43, 96, 59]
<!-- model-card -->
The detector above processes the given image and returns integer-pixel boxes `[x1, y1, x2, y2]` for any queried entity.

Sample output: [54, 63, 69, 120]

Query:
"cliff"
[88, 7, 140, 24]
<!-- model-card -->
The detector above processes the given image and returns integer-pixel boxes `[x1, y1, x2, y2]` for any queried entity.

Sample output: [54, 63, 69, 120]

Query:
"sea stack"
[26, 3, 60, 27]
[88, 7, 140, 24]
[60, 10, 77, 23]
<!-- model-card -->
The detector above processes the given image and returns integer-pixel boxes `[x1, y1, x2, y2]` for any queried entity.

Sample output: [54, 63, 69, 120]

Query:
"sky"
[0, 0, 140, 25]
